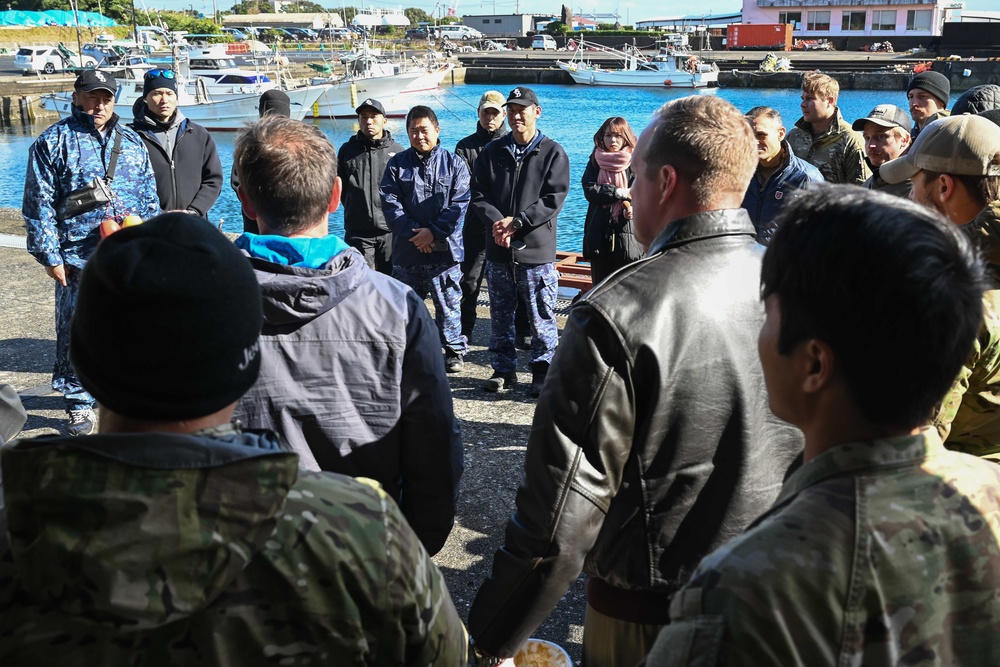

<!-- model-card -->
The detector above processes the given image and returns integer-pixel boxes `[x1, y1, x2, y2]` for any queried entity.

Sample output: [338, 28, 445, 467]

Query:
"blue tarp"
[0, 10, 116, 27]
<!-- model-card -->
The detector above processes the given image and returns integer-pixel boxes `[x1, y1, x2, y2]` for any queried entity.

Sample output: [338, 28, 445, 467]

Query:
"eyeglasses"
[144, 69, 176, 80]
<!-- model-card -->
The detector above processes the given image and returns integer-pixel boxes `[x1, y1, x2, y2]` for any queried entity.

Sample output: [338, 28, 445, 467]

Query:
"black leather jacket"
[468, 209, 804, 656]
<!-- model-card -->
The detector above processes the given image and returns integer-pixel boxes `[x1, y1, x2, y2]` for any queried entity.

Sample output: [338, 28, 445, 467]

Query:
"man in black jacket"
[470, 86, 570, 398]
[467, 96, 803, 667]
[337, 98, 404, 274]
[129, 69, 222, 217]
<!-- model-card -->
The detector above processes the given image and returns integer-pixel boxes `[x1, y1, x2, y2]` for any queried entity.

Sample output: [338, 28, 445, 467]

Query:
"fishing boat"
[39, 67, 329, 130]
[557, 40, 719, 88]
[306, 51, 442, 118]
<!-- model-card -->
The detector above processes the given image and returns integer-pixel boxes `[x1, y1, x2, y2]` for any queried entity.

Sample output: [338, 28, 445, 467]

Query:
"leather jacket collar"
[648, 208, 756, 255]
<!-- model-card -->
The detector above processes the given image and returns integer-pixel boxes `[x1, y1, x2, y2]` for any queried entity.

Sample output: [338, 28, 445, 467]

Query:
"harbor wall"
[462, 60, 1000, 92]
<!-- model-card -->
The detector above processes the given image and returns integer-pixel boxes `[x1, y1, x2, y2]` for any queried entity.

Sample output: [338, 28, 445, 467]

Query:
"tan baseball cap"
[881, 114, 1000, 184]
[478, 90, 505, 112]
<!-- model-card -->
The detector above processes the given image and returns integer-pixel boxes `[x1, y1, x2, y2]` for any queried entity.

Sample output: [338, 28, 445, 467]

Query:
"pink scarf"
[595, 147, 631, 221]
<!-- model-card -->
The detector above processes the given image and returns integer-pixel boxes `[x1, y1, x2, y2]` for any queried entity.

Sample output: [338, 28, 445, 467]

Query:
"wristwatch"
[470, 637, 505, 666]
[511, 216, 525, 231]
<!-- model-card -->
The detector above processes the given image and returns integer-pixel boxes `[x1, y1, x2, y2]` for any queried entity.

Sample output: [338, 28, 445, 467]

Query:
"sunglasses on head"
[144, 69, 176, 80]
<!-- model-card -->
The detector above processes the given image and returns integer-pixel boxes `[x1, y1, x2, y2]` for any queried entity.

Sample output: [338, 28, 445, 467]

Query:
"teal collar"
[236, 233, 350, 269]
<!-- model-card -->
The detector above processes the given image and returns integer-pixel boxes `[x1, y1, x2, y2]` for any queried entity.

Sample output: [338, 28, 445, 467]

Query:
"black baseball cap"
[356, 98, 385, 115]
[504, 86, 539, 108]
[75, 69, 117, 94]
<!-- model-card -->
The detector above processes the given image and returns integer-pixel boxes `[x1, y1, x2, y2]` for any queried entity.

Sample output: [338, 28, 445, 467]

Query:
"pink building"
[741, 0, 958, 37]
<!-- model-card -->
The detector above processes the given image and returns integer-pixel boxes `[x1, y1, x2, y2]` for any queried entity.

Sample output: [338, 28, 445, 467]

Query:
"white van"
[532, 34, 557, 50]
[437, 24, 484, 41]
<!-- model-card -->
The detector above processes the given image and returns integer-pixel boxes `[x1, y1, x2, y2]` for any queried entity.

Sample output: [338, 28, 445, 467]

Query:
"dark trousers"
[347, 233, 393, 275]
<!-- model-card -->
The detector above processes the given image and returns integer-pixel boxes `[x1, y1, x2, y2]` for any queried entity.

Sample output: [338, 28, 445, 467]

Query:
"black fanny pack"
[56, 130, 122, 221]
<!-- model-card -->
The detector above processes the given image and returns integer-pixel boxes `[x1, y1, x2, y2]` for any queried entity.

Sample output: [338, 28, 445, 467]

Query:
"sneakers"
[530, 362, 550, 399]
[483, 371, 517, 393]
[67, 407, 96, 436]
[445, 353, 464, 373]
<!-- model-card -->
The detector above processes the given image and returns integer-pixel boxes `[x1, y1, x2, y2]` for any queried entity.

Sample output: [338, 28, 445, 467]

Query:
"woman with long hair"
[581, 116, 642, 286]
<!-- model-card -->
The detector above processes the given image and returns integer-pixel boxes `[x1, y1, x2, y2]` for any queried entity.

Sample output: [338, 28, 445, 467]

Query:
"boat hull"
[307, 71, 426, 118]
[557, 61, 718, 88]
[40, 85, 329, 131]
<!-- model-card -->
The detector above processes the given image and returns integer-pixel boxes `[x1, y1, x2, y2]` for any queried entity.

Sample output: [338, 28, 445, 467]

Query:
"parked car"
[405, 28, 429, 40]
[81, 42, 126, 66]
[319, 27, 353, 40]
[532, 34, 557, 50]
[222, 27, 248, 41]
[437, 24, 484, 41]
[285, 27, 318, 41]
[15, 45, 98, 74]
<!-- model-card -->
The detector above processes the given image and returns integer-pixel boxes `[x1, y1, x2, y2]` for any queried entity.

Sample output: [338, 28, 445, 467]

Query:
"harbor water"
[0, 84, 962, 251]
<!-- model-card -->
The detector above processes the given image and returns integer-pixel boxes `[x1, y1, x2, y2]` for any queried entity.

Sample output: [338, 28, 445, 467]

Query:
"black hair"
[761, 185, 985, 430]
[406, 105, 439, 130]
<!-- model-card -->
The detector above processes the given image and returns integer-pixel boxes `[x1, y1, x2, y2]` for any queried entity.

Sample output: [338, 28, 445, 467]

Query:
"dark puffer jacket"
[468, 209, 804, 657]
[130, 103, 223, 216]
[741, 141, 824, 245]
[337, 130, 405, 238]
[952, 85, 1000, 116]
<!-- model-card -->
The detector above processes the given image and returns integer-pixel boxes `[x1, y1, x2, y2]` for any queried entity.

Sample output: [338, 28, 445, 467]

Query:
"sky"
[150, 0, 998, 25]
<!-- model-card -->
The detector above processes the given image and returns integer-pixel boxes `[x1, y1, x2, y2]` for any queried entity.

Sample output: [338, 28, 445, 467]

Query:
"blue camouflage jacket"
[23, 105, 159, 268]
[379, 144, 470, 267]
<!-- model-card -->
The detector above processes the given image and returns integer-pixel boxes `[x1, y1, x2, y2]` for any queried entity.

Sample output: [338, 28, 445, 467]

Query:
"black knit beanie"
[143, 70, 178, 98]
[71, 213, 263, 421]
[907, 71, 950, 108]
[259, 89, 291, 118]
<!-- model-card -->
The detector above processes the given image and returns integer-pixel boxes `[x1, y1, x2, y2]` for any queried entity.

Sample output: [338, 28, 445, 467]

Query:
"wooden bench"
[555, 251, 592, 293]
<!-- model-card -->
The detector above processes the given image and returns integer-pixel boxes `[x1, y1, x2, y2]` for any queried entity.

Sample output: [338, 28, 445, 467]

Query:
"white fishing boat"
[39, 68, 329, 130]
[306, 53, 434, 118]
[557, 40, 719, 88]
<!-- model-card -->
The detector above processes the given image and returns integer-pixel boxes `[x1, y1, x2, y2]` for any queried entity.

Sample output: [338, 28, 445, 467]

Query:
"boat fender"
[664, 80, 672, 87]
[590, 73, 595, 84]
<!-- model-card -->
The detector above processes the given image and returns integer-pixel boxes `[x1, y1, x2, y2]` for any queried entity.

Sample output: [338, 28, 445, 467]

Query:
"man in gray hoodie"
[130, 69, 222, 217]
[231, 115, 463, 556]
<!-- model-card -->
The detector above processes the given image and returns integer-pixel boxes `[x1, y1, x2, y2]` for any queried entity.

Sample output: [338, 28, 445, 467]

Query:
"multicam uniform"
[23, 106, 159, 411]
[786, 108, 870, 185]
[934, 200, 1000, 459]
[643, 429, 1000, 666]
[0, 430, 467, 665]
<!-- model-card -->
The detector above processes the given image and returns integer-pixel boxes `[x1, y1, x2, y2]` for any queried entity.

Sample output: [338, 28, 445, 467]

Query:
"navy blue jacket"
[741, 142, 824, 245]
[379, 144, 470, 267]
[470, 132, 570, 265]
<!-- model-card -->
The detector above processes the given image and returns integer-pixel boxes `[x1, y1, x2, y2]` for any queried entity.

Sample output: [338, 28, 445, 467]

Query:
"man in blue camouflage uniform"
[470, 86, 570, 398]
[381, 105, 470, 372]
[23, 69, 159, 436]
[644, 186, 1000, 666]
[0, 213, 467, 665]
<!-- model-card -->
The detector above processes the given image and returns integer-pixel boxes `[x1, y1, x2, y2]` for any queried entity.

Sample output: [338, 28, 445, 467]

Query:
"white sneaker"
[67, 408, 96, 436]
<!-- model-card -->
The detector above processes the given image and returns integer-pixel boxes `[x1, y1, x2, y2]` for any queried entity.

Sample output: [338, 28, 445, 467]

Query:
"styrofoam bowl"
[513, 638, 572, 667]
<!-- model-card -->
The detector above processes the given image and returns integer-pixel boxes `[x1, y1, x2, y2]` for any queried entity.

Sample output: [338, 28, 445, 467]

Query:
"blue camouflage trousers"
[485, 260, 559, 374]
[53, 265, 95, 411]
[393, 263, 468, 357]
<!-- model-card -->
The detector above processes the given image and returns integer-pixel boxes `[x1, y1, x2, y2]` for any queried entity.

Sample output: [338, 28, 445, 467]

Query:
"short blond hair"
[642, 96, 757, 206]
[801, 72, 839, 103]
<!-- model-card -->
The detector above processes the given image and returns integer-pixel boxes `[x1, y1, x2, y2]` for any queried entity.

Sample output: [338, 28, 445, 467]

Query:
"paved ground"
[0, 209, 586, 662]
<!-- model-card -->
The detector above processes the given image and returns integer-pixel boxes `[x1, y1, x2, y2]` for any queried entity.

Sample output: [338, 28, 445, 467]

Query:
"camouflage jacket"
[786, 108, 871, 185]
[23, 105, 160, 269]
[0, 430, 467, 666]
[934, 200, 1000, 459]
[863, 161, 912, 199]
[642, 430, 1000, 666]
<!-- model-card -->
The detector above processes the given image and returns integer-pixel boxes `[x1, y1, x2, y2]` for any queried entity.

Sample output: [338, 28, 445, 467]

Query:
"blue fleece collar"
[236, 233, 350, 269]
